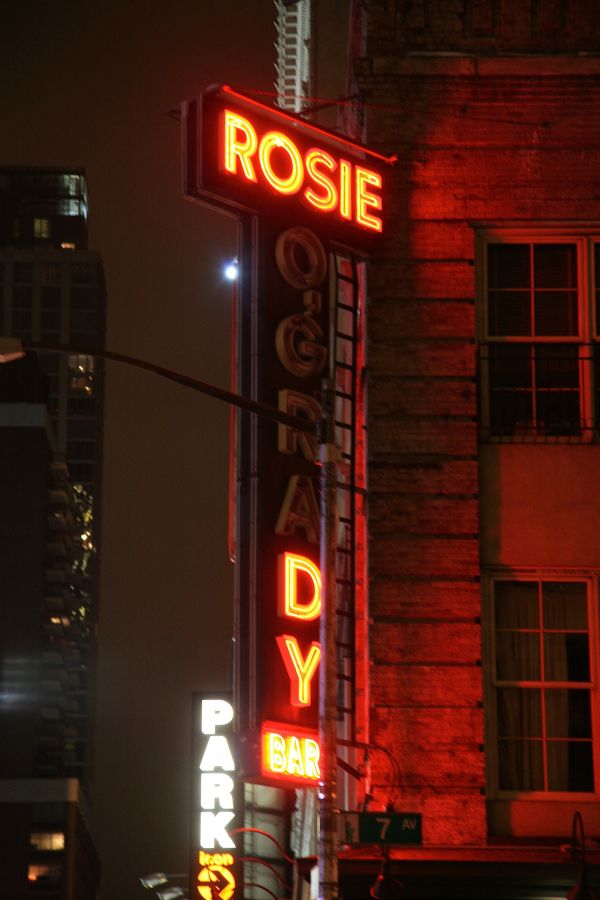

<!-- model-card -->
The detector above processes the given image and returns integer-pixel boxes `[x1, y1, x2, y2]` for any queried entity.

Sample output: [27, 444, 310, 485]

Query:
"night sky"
[1, 3, 275, 897]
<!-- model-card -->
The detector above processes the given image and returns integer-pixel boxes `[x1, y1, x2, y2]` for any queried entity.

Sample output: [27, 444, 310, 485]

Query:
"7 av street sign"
[339, 812, 422, 845]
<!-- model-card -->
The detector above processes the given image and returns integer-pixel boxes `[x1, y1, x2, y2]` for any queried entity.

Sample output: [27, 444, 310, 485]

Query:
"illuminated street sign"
[183, 85, 389, 788]
[191, 695, 240, 900]
[183, 84, 396, 248]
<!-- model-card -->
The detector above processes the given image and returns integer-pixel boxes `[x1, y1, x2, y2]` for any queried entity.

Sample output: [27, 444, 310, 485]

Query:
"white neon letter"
[200, 773, 234, 810]
[200, 736, 235, 772]
[201, 699, 234, 735]
[200, 811, 236, 849]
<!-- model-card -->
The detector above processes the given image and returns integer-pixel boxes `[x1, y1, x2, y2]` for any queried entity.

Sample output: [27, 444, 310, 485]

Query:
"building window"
[30, 832, 65, 851]
[34, 217, 51, 239]
[41, 263, 61, 285]
[481, 239, 586, 437]
[68, 354, 94, 394]
[489, 577, 596, 795]
[27, 863, 62, 884]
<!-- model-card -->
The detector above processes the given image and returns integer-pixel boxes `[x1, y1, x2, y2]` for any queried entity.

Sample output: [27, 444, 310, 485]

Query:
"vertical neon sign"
[192, 695, 239, 900]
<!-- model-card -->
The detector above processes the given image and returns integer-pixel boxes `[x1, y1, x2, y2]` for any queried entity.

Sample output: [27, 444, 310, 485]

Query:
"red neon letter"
[258, 131, 303, 195]
[304, 148, 338, 212]
[279, 552, 321, 621]
[276, 635, 321, 706]
[355, 166, 382, 232]
[222, 111, 258, 182]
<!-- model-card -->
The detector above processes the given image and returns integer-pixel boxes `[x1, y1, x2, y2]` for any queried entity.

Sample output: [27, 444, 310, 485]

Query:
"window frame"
[476, 226, 600, 441]
[483, 569, 600, 802]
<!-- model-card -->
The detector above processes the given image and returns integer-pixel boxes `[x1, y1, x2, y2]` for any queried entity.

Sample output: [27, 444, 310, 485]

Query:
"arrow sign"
[197, 864, 236, 900]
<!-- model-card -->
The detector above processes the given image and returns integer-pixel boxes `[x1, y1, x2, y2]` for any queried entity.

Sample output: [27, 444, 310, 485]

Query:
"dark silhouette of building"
[0, 169, 104, 899]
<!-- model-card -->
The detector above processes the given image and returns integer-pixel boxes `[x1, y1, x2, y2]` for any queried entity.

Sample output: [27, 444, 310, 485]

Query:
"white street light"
[224, 258, 238, 281]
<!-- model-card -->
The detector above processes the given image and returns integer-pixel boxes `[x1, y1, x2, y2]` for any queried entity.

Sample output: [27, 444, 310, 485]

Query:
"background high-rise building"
[0, 168, 105, 899]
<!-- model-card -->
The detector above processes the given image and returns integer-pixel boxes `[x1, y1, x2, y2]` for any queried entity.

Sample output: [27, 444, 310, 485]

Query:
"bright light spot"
[224, 259, 238, 281]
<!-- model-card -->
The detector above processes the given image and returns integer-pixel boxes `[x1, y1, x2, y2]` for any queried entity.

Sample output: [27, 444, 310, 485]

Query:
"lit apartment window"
[34, 217, 51, 239]
[489, 577, 596, 794]
[30, 831, 65, 851]
[27, 863, 62, 883]
[68, 353, 94, 394]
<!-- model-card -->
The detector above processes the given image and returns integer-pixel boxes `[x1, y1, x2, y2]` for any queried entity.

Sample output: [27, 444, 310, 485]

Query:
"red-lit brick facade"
[330, 0, 600, 895]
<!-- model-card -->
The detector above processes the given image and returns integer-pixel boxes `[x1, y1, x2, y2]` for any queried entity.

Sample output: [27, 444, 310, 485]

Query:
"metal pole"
[319, 376, 339, 900]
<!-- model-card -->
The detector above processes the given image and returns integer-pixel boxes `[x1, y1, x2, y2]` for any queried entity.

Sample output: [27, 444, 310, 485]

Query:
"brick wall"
[369, 0, 600, 54]
[357, 0, 600, 846]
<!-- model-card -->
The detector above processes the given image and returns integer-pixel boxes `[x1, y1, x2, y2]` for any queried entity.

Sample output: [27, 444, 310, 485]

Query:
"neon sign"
[183, 86, 376, 787]
[262, 722, 321, 784]
[220, 110, 383, 232]
[192, 696, 239, 900]
[183, 84, 396, 246]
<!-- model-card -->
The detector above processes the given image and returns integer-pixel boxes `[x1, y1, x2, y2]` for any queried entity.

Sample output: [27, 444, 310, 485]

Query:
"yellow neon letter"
[279, 552, 321, 621]
[339, 159, 352, 220]
[304, 738, 320, 779]
[259, 131, 304, 195]
[276, 635, 321, 707]
[355, 166, 383, 232]
[264, 731, 287, 773]
[304, 148, 338, 212]
[286, 735, 304, 777]
[222, 110, 258, 182]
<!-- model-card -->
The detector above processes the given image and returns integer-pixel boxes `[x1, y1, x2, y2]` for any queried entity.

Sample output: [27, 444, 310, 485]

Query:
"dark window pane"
[544, 634, 590, 682]
[534, 291, 578, 335]
[42, 311, 60, 334]
[534, 244, 577, 289]
[545, 689, 591, 738]
[497, 633, 540, 680]
[41, 263, 61, 285]
[67, 397, 96, 416]
[42, 286, 61, 309]
[489, 244, 530, 289]
[71, 263, 100, 284]
[498, 739, 543, 790]
[490, 391, 533, 435]
[70, 286, 99, 309]
[67, 420, 96, 438]
[13, 285, 32, 308]
[542, 582, 588, 629]
[13, 261, 32, 283]
[489, 344, 532, 388]
[535, 345, 579, 387]
[489, 290, 531, 336]
[535, 345, 580, 435]
[495, 581, 538, 628]
[67, 441, 95, 460]
[497, 688, 542, 737]
[536, 391, 581, 436]
[12, 310, 32, 332]
[547, 741, 594, 792]
[69, 310, 97, 332]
